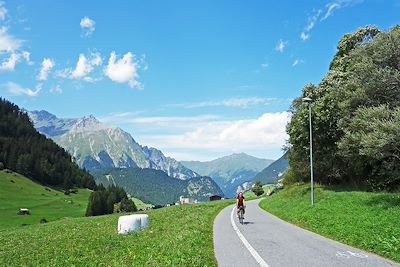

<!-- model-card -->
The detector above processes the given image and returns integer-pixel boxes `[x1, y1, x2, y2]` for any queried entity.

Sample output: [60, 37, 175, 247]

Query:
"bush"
[40, 218, 48, 224]
[252, 181, 264, 196]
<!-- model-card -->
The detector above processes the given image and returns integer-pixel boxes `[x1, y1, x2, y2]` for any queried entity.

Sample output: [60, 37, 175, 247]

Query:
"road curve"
[213, 198, 399, 267]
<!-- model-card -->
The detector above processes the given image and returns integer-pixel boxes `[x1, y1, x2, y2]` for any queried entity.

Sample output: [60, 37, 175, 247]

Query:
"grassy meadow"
[0, 197, 234, 266]
[0, 170, 91, 230]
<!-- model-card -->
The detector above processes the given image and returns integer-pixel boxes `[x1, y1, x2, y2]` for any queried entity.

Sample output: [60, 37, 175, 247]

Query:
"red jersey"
[237, 195, 245, 206]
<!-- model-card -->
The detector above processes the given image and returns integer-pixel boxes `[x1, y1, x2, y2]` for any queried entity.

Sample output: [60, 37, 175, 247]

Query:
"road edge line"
[230, 207, 270, 267]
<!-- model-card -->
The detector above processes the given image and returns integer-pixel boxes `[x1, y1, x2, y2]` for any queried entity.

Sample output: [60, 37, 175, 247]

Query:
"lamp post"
[302, 97, 314, 206]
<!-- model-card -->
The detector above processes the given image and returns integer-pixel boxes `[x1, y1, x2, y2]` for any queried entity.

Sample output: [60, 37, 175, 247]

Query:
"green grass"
[0, 199, 234, 267]
[259, 183, 400, 263]
[130, 196, 153, 210]
[244, 184, 274, 200]
[0, 170, 92, 230]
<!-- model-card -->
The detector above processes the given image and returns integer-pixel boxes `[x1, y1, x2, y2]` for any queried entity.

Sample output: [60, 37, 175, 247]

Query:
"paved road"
[213, 199, 399, 267]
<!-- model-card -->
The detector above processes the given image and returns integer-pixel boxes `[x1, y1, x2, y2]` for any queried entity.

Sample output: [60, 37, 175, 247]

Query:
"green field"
[0, 199, 234, 266]
[0, 170, 92, 230]
[260, 183, 400, 262]
[130, 196, 153, 210]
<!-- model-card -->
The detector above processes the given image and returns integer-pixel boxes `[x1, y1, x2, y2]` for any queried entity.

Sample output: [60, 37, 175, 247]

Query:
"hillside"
[182, 153, 273, 197]
[0, 170, 91, 229]
[260, 184, 400, 263]
[252, 152, 288, 184]
[0, 199, 234, 266]
[0, 99, 96, 190]
[92, 168, 224, 205]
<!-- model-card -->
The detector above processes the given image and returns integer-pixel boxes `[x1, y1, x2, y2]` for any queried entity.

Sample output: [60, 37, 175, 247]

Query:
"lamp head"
[302, 97, 313, 103]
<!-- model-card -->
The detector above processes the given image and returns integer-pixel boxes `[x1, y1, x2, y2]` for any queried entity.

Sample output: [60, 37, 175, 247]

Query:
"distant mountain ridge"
[181, 153, 273, 197]
[28, 110, 199, 180]
[236, 152, 289, 193]
[92, 168, 223, 205]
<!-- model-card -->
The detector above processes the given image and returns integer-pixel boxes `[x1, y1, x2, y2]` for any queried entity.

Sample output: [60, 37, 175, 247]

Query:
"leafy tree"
[252, 181, 264, 196]
[285, 25, 400, 191]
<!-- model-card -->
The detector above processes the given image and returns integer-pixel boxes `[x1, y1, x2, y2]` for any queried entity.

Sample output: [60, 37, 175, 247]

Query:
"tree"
[252, 181, 264, 196]
[285, 25, 400, 191]
[120, 197, 137, 212]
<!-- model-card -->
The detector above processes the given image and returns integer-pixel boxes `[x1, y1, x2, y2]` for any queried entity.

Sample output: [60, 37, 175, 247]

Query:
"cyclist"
[236, 192, 246, 218]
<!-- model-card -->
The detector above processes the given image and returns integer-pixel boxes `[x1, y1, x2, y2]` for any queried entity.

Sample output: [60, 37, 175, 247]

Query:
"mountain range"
[92, 168, 223, 205]
[181, 153, 274, 197]
[28, 110, 198, 180]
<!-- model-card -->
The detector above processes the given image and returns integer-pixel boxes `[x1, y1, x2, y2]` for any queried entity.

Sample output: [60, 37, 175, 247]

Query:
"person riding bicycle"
[236, 192, 246, 218]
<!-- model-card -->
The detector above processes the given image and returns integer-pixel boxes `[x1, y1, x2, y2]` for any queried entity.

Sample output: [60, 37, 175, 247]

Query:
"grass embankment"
[0, 170, 91, 230]
[0, 199, 234, 266]
[260, 183, 400, 262]
[244, 184, 274, 200]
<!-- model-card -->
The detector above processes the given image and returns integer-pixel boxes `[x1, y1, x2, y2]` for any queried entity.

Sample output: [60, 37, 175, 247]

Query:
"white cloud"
[300, 9, 321, 42]
[50, 84, 62, 94]
[4, 82, 42, 97]
[301, 1, 364, 41]
[275, 39, 287, 53]
[80, 16, 95, 37]
[300, 32, 309, 41]
[100, 112, 290, 160]
[0, 1, 7, 20]
[104, 51, 142, 88]
[321, 3, 340, 21]
[292, 59, 304, 67]
[22, 51, 33, 65]
[38, 58, 55, 81]
[71, 54, 89, 78]
[0, 26, 22, 52]
[172, 97, 283, 109]
[57, 52, 102, 82]
[135, 112, 291, 159]
[0, 52, 19, 71]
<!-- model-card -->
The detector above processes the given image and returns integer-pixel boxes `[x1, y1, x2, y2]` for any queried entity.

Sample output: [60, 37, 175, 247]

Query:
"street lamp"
[302, 97, 314, 206]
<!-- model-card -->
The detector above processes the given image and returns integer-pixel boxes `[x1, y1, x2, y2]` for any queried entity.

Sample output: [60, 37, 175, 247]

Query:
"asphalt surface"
[213, 198, 400, 267]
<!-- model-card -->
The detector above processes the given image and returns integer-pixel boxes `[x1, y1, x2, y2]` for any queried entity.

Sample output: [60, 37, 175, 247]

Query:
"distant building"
[17, 208, 30, 215]
[209, 195, 222, 201]
[179, 196, 197, 205]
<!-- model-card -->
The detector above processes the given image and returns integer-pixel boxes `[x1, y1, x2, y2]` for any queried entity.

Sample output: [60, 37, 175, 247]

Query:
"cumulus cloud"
[38, 58, 55, 81]
[4, 82, 42, 97]
[71, 52, 102, 79]
[104, 51, 142, 88]
[80, 16, 95, 37]
[275, 39, 287, 53]
[135, 112, 291, 160]
[55, 52, 102, 82]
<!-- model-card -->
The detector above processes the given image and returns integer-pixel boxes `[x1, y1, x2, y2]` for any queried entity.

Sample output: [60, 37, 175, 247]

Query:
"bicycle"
[238, 205, 245, 224]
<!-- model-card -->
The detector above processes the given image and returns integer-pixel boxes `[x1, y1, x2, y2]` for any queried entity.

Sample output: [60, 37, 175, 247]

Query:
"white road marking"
[230, 207, 270, 267]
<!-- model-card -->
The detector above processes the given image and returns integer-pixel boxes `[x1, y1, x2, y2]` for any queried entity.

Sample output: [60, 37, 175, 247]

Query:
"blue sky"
[0, 0, 399, 161]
